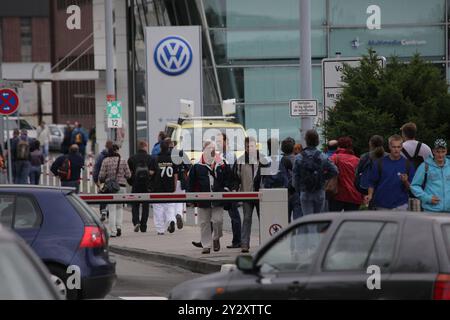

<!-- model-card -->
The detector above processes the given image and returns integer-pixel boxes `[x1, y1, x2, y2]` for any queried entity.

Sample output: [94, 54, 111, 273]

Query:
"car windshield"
[179, 127, 246, 152]
[0, 241, 55, 300]
[256, 222, 330, 273]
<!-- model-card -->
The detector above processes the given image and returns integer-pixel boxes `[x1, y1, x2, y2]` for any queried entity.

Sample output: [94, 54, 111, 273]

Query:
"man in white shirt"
[401, 122, 432, 168]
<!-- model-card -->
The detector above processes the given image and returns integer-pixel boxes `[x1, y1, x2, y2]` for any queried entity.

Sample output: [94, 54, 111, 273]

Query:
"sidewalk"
[107, 206, 260, 274]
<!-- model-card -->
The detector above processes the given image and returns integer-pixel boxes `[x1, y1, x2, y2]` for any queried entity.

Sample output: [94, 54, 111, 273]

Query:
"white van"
[2, 117, 37, 140]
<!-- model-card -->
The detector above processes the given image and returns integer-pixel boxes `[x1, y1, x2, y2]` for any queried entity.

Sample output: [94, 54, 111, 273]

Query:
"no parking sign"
[0, 89, 19, 116]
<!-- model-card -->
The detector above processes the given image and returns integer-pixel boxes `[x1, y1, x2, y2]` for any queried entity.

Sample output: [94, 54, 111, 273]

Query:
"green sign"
[107, 101, 123, 128]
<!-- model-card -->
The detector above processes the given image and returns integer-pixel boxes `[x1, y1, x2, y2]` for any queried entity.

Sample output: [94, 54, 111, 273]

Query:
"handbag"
[101, 156, 121, 194]
[325, 156, 339, 198]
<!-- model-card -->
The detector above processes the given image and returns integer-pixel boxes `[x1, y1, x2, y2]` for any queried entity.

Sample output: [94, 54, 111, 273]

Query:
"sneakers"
[241, 245, 249, 253]
[140, 224, 147, 233]
[157, 232, 165, 235]
[202, 248, 211, 254]
[116, 228, 122, 237]
[213, 239, 220, 252]
[100, 210, 107, 222]
[226, 243, 241, 249]
[167, 221, 175, 234]
[176, 214, 183, 229]
[134, 224, 140, 232]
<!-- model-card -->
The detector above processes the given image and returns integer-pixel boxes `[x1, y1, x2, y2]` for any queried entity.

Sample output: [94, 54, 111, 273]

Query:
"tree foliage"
[324, 50, 450, 155]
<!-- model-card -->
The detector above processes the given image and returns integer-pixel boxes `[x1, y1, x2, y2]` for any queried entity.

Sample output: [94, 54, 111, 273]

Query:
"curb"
[110, 245, 231, 274]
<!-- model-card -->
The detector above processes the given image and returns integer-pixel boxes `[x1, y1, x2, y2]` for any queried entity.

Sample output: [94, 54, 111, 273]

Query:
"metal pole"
[105, 0, 115, 141]
[5, 116, 12, 184]
[299, 0, 313, 145]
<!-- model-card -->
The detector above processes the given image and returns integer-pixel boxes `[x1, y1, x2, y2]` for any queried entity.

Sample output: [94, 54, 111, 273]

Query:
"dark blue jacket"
[93, 149, 109, 183]
[50, 153, 84, 181]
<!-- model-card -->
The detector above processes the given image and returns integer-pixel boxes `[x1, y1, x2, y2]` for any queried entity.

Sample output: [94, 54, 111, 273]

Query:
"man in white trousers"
[150, 139, 183, 235]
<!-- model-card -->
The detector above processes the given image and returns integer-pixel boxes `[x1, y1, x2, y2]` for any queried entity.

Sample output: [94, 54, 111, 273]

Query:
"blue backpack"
[299, 150, 323, 193]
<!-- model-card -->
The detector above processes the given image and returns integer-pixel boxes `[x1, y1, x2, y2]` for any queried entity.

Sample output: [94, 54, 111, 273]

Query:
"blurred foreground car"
[0, 185, 116, 300]
[170, 211, 450, 300]
[0, 225, 61, 300]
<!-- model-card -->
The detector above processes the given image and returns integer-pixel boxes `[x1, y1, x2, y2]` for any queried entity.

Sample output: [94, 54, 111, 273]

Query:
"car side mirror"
[236, 255, 255, 273]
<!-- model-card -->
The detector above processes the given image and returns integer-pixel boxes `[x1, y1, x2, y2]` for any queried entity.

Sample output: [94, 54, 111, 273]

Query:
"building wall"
[32, 18, 51, 62]
[1, 18, 21, 62]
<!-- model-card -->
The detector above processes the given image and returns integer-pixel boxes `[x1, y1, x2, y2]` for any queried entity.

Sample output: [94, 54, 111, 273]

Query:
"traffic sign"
[269, 223, 282, 236]
[107, 100, 123, 128]
[322, 56, 385, 110]
[289, 99, 318, 117]
[0, 89, 19, 116]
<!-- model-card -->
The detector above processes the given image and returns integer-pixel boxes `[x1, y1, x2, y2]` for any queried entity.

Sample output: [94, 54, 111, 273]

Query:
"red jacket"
[330, 149, 363, 205]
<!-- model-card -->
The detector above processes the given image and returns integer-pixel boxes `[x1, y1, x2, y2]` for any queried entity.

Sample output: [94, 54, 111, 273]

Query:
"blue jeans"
[227, 203, 241, 246]
[300, 190, 326, 215]
[14, 161, 31, 184]
[29, 165, 41, 185]
[288, 192, 303, 222]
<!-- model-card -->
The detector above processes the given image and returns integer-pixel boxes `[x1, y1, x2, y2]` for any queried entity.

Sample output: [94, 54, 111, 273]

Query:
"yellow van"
[165, 117, 247, 163]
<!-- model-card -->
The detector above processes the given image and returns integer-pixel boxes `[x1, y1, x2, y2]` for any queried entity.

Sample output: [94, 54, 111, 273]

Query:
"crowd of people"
[4, 119, 449, 255]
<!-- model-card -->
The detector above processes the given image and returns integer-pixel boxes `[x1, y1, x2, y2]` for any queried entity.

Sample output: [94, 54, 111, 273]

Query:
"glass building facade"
[128, 0, 449, 146]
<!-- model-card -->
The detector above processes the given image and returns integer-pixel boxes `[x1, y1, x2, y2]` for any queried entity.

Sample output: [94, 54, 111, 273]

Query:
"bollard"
[194, 206, 198, 225]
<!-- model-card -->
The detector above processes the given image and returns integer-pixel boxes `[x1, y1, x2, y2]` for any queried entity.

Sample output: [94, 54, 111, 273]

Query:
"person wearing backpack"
[51, 144, 84, 193]
[411, 139, 450, 213]
[12, 129, 34, 184]
[328, 137, 364, 212]
[365, 135, 416, 211]
[279, 137, 302, 222]
[127, 140, 153, 233]
[29, 140, 45, 185]
[401, 122, 432, 169]
[293, 130, 338, 215]
[354, 135, 388, 207]
[71, 122, 88, 158]
[99, 144, 131, 237]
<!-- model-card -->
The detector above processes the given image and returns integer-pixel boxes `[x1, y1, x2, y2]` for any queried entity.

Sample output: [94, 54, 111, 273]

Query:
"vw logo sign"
[154, 36, 193, 76]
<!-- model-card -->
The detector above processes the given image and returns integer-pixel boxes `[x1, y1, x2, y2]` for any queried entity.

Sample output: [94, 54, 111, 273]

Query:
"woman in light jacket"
[99, 144, 131, 237]
[411, 139, 450, 213]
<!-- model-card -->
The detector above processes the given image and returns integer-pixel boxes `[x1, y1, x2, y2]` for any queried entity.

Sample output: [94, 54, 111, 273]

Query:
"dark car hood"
[169, 270, 234, 300]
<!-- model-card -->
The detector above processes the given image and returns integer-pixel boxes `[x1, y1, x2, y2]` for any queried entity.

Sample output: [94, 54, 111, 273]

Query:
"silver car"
[0, 225, 62, 300]
[48, 124, 65, 151]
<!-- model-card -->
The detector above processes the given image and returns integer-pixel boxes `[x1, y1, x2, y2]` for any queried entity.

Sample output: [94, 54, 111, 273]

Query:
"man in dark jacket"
[127, 140, 153, 233]
[188, 140, 232, 254]
[51, 144, 84, 193]
[93, 140, 113, 219]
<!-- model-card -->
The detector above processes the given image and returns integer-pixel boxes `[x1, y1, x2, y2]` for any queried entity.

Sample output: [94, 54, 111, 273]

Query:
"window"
[20, 17, 32, 62]
[323, 221, 398, 271]
[0, 195, 15, 227]
[256, 222, 330, 273]
[14, 196, 42, 229]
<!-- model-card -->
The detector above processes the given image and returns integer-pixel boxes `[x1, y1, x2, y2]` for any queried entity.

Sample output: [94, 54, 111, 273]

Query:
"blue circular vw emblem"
[154, 36, 193, 76]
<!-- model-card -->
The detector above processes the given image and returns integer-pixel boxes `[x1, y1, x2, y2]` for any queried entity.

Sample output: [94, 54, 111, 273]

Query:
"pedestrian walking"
[150, 139, 183, 235]
[51, 144, 84, 193]
[365, 134, 415, 211]
[328, 137, 364, 212]
[216, 133, 241, 249]
[188, 140, 231, 254]
[293, 129, 338, 215]
[293, 143, 303, 155]
[61, 121, 73, 154]
[326, 139, 338, 158]
[127, 140, 153, 233]
[151, 131, 166, 157]
[89, 127, 96, 155]
[401, 122, 432, 169]
[12, 129, 34, 184]
[233, 136, 270, 253]
[29, 140, 44, 185]
[354, 135, 387, 202]
[71, 122, 88, 158]
[99, 144, 131, 237]
[93, 140, 113, 220]
[5, 129, 20, 182]
[279, 137, 302, 222]
[36, 121, 50, 159]
[411, 139, 450, 213]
